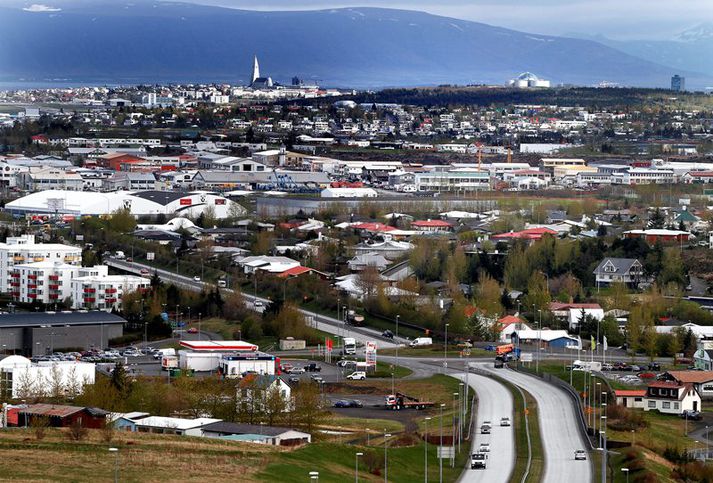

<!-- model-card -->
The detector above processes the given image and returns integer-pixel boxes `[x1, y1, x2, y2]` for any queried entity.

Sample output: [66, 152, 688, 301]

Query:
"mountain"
[573, 26, 713, 83]
[0, 1, 707, 88]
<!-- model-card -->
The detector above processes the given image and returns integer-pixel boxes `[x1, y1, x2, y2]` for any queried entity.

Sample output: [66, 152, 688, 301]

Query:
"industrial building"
[0, 356, 96, 398]
[0, 311, 125, 356]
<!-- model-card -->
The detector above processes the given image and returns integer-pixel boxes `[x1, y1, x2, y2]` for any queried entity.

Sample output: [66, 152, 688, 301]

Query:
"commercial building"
[0, 311, 125, 356]
[611, 168, 674, 185]
[671, 75, 686, 92]
[0, 356, 96, 398]
[320, 187, 378, 198]
[414, 170, 490, 192]
[0, 235, 82, 293]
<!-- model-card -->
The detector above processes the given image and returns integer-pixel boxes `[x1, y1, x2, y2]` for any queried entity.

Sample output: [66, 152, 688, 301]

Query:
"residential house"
[237, 256, 301, 275]
[497, 315, 531, 343]
[411, 219, 454, 233]
[614, 390, 646, 409]
[10, 404, 108, 429]
[511, 329, 579, 349]
[549, 302, 604, 330]
[238, 374, 293, 414]
[347, 253, 390, 272]
[592, 258, 645, 288]
[352, 236, 414, 260]
[643, 381, 700, 415]
[660, 371, 713, 399]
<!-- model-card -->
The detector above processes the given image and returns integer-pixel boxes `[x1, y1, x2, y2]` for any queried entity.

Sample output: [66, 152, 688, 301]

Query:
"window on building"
[648, 401, 656, 408]
[662, 402, 671, 409]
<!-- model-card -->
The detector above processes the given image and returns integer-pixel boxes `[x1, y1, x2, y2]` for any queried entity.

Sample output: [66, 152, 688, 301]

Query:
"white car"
[287, 367, 305, 375]
[500, 417, 511, 427]
[193, 276, 201, 282]
[346, 371, 366, 380]
[478, 443, 490, 453]
[574, 450, 587, 461]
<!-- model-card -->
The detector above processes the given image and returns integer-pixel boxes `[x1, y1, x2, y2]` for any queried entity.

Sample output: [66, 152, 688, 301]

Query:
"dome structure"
[509, 72, 551, 88]
[0, 355, 31, 368]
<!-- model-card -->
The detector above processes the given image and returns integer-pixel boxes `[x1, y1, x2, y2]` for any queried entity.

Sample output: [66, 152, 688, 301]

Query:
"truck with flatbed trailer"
[384, 392, 434, 410]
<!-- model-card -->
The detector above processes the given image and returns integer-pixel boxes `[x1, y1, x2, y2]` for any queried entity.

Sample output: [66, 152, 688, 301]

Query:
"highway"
[474, 362, 592, 483]
[454, 371, 514, 483]
[106, 258, 403, 349]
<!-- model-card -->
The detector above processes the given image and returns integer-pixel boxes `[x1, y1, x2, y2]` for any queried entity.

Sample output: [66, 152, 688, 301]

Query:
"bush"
[67, 419, 88, 441]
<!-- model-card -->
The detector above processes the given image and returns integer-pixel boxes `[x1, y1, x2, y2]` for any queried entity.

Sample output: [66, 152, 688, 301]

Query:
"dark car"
[334, 399, 362, 408]
[303, 363, 322, 372]
[382, 330, 394, 339]
[648, 362, 661, 371]
[682, 410, 703, 421]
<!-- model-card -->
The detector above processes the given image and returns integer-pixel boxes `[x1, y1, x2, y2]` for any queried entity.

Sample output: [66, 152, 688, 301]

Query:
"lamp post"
[601, 430, 607, 483]
[706, 425, 709, 460]
[443, 323, 449, 372]
[395, 314, 400, 367]
[366, 428, 370, 446]
[452, 391, 459, 466]
[458, 382, 465, 452]
[424, 417, 432, 483]
[439, 403, 445, 483]
[108, 447, 119, 483]
[198, 312, 202, 341]
[536, 309, 542, 374]
[622, 468, 629, 483]
[384, 431, 392, 483]
[355, 452, 363, 483]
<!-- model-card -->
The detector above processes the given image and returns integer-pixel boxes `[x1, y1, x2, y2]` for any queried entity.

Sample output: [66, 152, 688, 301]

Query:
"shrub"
[67, 419, 88, 441]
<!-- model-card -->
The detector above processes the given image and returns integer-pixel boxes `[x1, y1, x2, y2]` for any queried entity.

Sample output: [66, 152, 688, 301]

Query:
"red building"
[623, 229, 691, 244]
[10, 404, 108, 429]
[411, 220, 453, 232]
[96, 153, 145, 171]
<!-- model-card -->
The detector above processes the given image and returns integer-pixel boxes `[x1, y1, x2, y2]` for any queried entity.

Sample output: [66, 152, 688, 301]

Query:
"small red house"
[11, 404, 108, 429]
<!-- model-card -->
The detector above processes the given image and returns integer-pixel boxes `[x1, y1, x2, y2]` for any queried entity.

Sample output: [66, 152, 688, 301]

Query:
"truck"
[384, 392, 434, 410]
[572, 360, 602, 372]
[470, 452, 487, 469]
[161, 355, 178, 371]
[153, 348, 176, 360]
[343, 337, 357, 355]
[114, 251, 126, 260]
[409, 337, 433, 347]
[345, 310, 364, 325]
[495, 344, 521, 362]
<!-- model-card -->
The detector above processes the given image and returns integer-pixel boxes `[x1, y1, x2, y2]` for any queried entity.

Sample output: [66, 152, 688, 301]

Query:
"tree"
[109, 208, 137, 233]
[523, 272, 551, 315]
[503, 246, 530, 291]
[223, 287, 248, 321]
[475, 271, 503, 316]
[648, 208, 666, 229]
[264, 384, 289, 426]
[356, 266, 382, 301]
[292, 382, 324, 434]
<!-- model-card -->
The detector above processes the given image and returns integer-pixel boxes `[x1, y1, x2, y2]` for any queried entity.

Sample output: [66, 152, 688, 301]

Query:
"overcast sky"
[188, 0, 713, 40]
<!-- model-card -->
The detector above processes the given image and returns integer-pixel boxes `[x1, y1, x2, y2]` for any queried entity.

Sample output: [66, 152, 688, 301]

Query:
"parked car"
[682, 410, 703, 421]
[288, 377, 300, 384]
[346, 371, 366, 380]
[287, 367, 305, 375]
[337, 359, 355, 368]
[500, 417, 511, 427]
[303, 363, 321, 372]
[574, 450, 587, 461]
[334, 399, 362, 408]
[187, 327, 198, 334]
[648, 362, 661, 371]
[310, 375, 324, 383]
[601, 363, 613, 371]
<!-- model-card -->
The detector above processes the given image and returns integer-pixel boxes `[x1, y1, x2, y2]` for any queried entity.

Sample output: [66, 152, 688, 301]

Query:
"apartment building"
[0, 236, 82, 293]
[70, 273, 151, 311]
[611, 168, 674, 185]
[9, 261, 81, 305]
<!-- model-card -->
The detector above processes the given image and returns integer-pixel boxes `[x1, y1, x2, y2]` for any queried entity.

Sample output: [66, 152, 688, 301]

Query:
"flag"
[603, 336, 608, 352]
[590, 335, 596, 351]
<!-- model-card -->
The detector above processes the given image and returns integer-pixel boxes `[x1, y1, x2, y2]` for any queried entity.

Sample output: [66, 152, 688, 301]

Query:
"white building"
[611, 168, 674, 185]
[0, 235, 82, 293]
[644, 382, 700, 415]
[320, 187, 378, 198]
[0, 355, 95, 399]
[9, 262, 85, 305]
[71, 273, 151, 311]
[237, 256, 301, 275]
[134, 416, 221, 436]
[508, 72, 551, 88]
[414, 170, 490, 192]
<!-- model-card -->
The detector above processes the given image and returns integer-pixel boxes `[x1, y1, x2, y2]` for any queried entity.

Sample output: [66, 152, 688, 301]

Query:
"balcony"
[9, 282, 19, 287]
[28, 293, 37, 299]
[10, 291, 20, 297]
[106, 298, 117, 303]
[33, 257, 45, 262]
[28, 275, 37, 280]
[105, 288, 117, 294]
[10, 272, 20, 278]
[83, 297, 95, 303]
[48, 275, 59, 281]
[83, 288, 96, 294]
[27, 284, 37, 289]
[12, 256, 25, 262]
[49, 284, 59, 290]
[49, 293, 59, 299]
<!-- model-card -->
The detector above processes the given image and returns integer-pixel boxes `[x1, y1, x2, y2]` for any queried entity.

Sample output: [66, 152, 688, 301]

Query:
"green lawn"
[380, 345, 491, 358]
[371, 360, 414, 378]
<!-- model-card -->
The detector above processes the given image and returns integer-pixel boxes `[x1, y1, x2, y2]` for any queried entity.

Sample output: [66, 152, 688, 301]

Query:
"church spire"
[251, 55, 260, 84]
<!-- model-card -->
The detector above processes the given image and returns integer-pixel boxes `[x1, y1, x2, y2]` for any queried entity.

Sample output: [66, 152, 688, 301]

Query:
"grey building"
[0, 311, 125, 356]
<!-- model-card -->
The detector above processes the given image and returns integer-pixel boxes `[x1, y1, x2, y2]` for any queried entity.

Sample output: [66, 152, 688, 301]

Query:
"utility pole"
[439, 403, 445, 483]
[424, 417, 431, 483]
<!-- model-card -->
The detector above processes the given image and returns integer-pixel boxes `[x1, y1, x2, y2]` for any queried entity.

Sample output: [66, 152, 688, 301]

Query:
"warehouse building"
[0, 311, 125, 356]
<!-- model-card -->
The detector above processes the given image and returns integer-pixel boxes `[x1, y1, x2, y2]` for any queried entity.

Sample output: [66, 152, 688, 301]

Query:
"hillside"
[0, 2, 705, 88]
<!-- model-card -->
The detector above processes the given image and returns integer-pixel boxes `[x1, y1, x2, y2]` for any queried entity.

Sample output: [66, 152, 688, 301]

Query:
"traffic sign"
[437, 446, 455, 458]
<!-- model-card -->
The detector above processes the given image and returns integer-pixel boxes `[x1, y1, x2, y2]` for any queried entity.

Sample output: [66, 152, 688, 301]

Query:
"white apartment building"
[9, 261, 82, 305]
[611, 168, 674, 185]
[0, 236, 82, 293]
[70, 273, 151, 311]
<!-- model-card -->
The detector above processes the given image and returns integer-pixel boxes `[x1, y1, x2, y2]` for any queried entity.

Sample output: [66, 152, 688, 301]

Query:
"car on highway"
[500, 417, 511, 427]
[470, 452, 487, 470]
[382, 330, 394, 339]
[187, 327, 198, 334]
[140, 268, 150, 275]
[574, 450, 587, 460]
[193, 276, 201, 282]
[333, 399, 363, 408]
[478, 443, 490, 453]
[336, 359, 353, 367]
[346, 371, 366, 380]
[481, 422, 491, 434]
[254, 300, 264, 308]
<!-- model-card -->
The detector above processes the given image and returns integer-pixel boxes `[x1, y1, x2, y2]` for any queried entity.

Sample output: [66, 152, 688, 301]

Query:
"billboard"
[365, 341, 377, 367]
[179, 198, 192, 206]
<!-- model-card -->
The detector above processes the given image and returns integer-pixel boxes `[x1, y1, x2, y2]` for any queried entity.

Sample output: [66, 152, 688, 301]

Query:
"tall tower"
[251, 56, 260, 84]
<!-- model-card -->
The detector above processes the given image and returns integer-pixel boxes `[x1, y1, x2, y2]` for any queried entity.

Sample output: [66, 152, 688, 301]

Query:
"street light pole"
[622, 468, 629, 483]
[439, 403, 445, 483]
[424, 416, 431, 483]
[444, 324, 449, 372]
[537, 309, 542, 374]
[384, 431, 391, 483]
[355, 452, 363, 483]
[601, 430, 607, 483]
[395, 314, 400, 368]
[108, 447, 119, 483]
